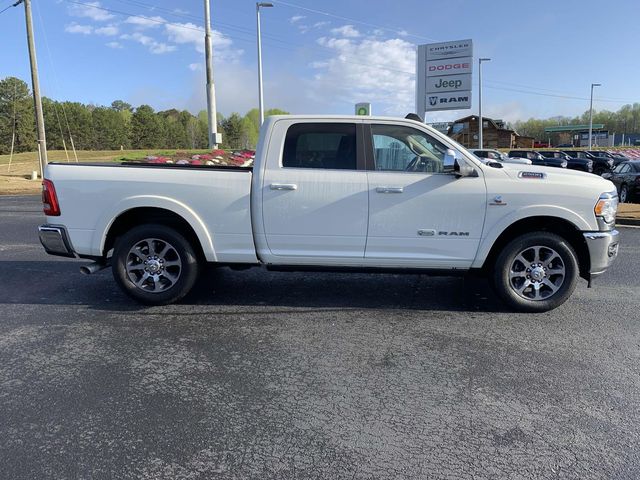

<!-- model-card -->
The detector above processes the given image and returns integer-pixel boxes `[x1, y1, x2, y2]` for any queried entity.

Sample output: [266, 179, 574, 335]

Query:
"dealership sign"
[416, 39, 473, 113]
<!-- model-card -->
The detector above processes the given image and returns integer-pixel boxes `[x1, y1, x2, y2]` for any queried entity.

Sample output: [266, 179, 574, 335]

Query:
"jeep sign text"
[426, 74, 471, 94]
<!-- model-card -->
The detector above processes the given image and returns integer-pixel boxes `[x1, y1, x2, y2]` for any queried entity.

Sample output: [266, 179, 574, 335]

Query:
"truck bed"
[44, 162, 258, 264]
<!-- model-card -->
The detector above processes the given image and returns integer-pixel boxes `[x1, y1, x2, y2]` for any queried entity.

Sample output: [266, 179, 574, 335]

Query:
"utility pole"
[256, 2, 273, 125]
[588, 83, 601, 149]
[478, 57, 491, 149]
[23, 0, 47, 178]
[204, 0, 221, 149]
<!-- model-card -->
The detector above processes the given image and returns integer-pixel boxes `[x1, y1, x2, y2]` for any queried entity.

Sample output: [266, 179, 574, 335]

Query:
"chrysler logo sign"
[425, 39, 473, 60]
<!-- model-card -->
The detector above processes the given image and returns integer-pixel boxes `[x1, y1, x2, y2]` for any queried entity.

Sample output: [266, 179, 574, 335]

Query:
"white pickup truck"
[39, 115, 620, 312]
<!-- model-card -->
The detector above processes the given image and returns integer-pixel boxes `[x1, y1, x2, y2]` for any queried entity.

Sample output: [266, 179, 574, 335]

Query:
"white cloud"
[106, 41, 123, 49]
[163, 23, 240, 60]
[124, 15, 165, 29]
[95, 25, 119, 36]
[65, 23, 93, 35]
[289, 15, 306, 24]
[188, 63, 202, 71]
[330, 25, 360, 38]
[311, 35, 416, 115]
[163, 22, 204, 51]
[67, 1, 114, 21]
[120, 32, 176, 54]
[312, 21, 330, 29]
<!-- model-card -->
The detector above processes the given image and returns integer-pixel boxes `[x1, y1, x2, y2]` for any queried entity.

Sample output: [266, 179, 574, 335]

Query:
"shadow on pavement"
[0, 260, 507, 313]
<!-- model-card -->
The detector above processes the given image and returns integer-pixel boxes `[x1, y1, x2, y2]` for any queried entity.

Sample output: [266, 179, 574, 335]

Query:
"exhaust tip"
[80, 262, 108, 275]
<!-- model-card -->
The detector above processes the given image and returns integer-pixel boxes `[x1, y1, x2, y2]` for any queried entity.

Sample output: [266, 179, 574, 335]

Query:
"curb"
[616, 218, 640, 227]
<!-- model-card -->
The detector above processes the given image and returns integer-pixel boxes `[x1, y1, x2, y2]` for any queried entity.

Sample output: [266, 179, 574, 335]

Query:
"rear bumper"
[583, 230, 619, 278]
[38, 224, 76, 258]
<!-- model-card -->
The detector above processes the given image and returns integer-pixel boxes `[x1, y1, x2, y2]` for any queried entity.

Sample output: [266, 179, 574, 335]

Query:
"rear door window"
[282, 123, 358, 170]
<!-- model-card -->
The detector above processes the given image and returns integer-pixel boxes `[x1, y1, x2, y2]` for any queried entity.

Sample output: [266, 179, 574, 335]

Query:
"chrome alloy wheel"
[509, 245, 566, 301]
[125, 238, 182, 293]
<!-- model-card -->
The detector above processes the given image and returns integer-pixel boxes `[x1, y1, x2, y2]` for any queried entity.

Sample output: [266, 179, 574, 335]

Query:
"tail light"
[42, 179, 61, 216]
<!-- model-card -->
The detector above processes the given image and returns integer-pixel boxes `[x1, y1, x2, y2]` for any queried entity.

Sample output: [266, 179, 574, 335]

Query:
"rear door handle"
[376, 186, 404, 194]
[270, 183, 298, 191]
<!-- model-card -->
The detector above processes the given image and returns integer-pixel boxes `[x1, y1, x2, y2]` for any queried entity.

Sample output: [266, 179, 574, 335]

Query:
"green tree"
[220, 113, 244, 149]
[130, 105, 164, 148]
[59, 102, 93, 150]
[0, 76, 36, 154]
[92, 107, 129, 149]
[111, 100, 132, 112]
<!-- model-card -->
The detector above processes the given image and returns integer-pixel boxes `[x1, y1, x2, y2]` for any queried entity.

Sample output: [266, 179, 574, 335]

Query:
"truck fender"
[94, 195, 216, 261]
[471, 205, 592, 269]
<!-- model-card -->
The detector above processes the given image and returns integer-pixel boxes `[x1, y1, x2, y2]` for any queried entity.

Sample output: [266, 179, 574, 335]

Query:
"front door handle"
[376, 186, 404, 194]
[270, 183, 298, 191]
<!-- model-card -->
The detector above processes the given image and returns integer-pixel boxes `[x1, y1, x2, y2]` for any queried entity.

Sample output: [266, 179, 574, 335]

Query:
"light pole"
[588, 83, 601, 149]
[204, 0, 221, 149]
[256, 2, 273, 126]
[478, 57, 491, 149]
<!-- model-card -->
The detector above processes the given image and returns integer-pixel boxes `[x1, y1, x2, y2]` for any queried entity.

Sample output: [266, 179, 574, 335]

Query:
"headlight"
[594, 192, 618, 224]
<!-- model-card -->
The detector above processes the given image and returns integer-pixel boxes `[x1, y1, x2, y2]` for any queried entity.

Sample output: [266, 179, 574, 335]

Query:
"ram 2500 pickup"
[38, 115, 620, 312]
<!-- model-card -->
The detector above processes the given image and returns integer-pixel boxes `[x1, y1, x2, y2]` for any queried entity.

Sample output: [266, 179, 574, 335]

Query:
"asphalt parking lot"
[1, 195, 639, 480]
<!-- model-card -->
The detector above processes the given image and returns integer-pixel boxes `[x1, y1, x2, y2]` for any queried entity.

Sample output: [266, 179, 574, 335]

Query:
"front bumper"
[583, 230, 620, 278]
[38, 224, 76, 258]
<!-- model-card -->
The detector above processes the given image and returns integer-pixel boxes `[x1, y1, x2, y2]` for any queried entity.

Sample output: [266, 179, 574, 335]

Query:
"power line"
[0, 0, 22, 15]
[273, 0, 439, 41]
[34, 0, 77, 160]
[484, 84, 636, 105]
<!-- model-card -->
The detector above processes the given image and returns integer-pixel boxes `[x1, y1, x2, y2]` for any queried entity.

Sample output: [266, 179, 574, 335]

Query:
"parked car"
[38, 115, 619, 313]
[562, 150, 614, 176]
[508, 150, 567, 168]
[608, 151, 633, 166]
[602, 161, 640, 203]
[472, 149, 532, 165]
[540, 151, 592, 173]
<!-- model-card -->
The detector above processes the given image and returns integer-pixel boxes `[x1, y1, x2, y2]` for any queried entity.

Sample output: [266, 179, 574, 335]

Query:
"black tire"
[492, 232, 579, 313]
[112, 224, 200, 305]
[619, 184, 629, 203]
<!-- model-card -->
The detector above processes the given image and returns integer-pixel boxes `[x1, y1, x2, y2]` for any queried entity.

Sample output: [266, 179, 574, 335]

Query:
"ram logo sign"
[424, 92, 472, 111]
[438, 231, 470, 236]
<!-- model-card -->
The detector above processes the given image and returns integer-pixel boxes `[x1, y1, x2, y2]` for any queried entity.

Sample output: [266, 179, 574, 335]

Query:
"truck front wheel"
[492, 232, 578, 313]
[112, 224, 200, 305]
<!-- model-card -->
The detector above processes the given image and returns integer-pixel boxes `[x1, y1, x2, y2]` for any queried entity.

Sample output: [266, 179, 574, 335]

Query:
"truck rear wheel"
[112, 224, 200, 305]
[492, 232, 578, 313]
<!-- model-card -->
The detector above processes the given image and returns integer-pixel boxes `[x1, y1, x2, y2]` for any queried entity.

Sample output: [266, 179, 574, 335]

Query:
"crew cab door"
[260, 121, 369, 262]
[364, 122, 486, 268]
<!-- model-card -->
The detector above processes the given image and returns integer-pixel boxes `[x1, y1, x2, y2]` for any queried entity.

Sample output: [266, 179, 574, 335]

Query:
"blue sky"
[1, 0, 639, 123]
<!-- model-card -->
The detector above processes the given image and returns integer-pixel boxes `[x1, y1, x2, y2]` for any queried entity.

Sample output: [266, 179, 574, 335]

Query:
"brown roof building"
[447, 115, 534, 149]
